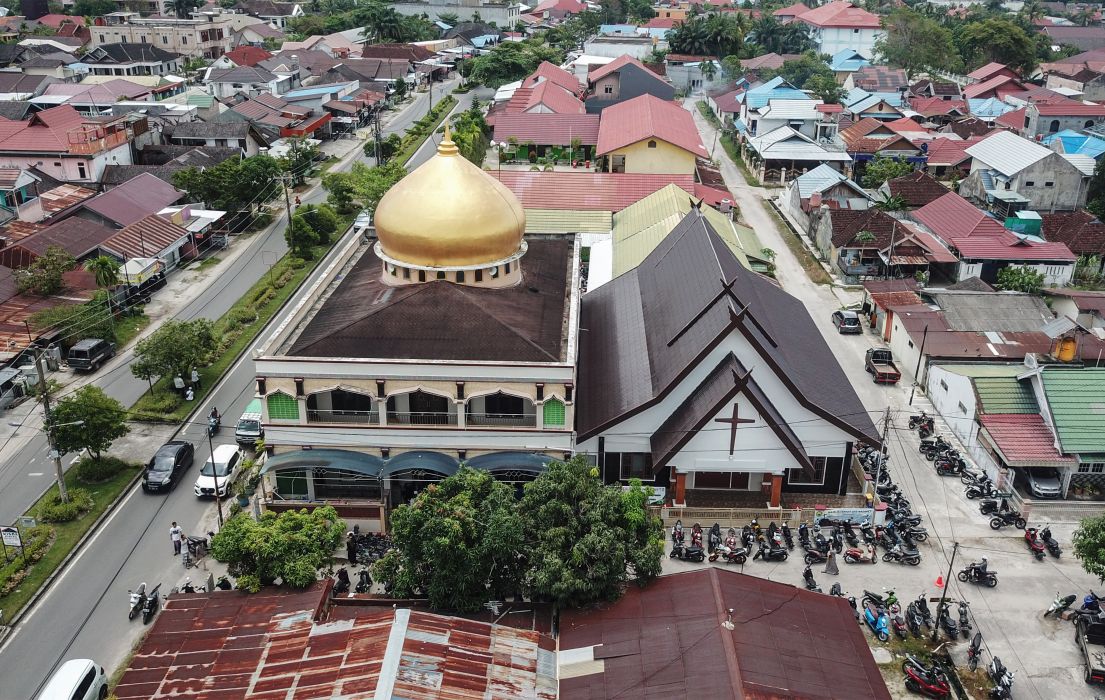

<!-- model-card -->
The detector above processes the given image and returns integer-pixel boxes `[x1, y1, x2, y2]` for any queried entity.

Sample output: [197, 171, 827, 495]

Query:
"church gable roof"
[577, 209, 879, 443]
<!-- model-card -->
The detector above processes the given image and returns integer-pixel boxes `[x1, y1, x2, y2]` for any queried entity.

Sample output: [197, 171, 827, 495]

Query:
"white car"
[37, 659, 108, 700]
[194, 444, 242, 498]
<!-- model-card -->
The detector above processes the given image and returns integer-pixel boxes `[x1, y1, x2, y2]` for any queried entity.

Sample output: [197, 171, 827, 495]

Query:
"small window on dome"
[475, 269, 483, 282]
[403, 267, 410, 279]
[490, 266, 499, 278]
[456, 270, 465, 283]
[648, 140, 657, 148]
[418, 270, 426, 282]
[436, 271, 446, 280]
[504, 262, 511, 274]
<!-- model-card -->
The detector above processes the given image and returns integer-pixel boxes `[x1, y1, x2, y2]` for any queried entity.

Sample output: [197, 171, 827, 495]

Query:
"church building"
[575, 208, 879, 507]
[251, 127, 580, 523]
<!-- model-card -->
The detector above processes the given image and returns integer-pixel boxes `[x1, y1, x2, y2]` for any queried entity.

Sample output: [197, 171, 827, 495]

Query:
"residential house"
[910, 79, 962, 100]
[860, 278, 923, 342]
[166, 120, 269, 155]
[740, 52, 801, 72]
[0, 217, 117, 269]
[909, 97, 969, 126]
[0, 73, 55, 101]
[584, 54, 674, 114]
[233, 0, 302, 29]
[505, 80, 585, 114]
[839, 117, 922, 165]
[814, 207, 908, 280]
[793, 1, 883, 58]
[100, 145, 241, 187]
[1043, 129, 1105, 159]
[82, 43, 182, 77]
[960, 130, 1092, 213]
[842, 87, 907, 122]
[491, 113, 599, 162]
[773, 2, 810, 20]
[99, 212, 194, 269]
[576, 209, 880, 505]
[90, 15, 239, 59]
[781, 162, 871, 233]
[1025, 100, 1105, 139]
[963, 74, 1027, 101]
[1045, 288, 1105, 328]
[233, 21, 285, 47]
[523, 61, 580, 93]
[845, 65, 908, 93]
[581, 34, 653, 60]
[828, 48, 869, 81]
[222, 45, 272, 67]
[205, 64, 291, 98]
[1040, 210, 1105, 272]
[745, 127, 852, 183]
[0, 168, 58, 224]
[0, 105, 136, 183]
[664, 54, 725, 93]
[595, 94, 708, 174]
[322, 59, 409, 94]
[967, 62, 1020, 84]
[737, 77, 825, 137]
[706, 85, 743, 125]
[879, 170, 950, 209]
[1042, 25, 1105, 52]
[229, 92, 332, 139]
[65, 172, 183, 229]
[1041, 51, 1105, 101]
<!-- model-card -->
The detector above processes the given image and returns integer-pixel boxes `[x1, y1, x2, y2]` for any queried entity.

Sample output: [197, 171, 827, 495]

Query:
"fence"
[655, 506, 803, 528]
[1009, 490, 1105, 523]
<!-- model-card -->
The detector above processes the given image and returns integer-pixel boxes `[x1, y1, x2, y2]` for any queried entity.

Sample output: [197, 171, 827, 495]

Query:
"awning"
[260, 448, 384, 477]
[466, 452, 554, 474]
[381, 451, 459, 478]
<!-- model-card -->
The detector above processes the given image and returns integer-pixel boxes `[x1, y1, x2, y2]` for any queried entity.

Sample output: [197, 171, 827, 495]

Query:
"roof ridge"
[451, 283, 560, 362]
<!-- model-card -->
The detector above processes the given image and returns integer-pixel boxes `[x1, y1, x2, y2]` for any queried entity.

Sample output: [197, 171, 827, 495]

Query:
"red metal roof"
[224, 45, 272, 67]
[979, 413, 1075, 465]
[522, 60, 581, 94]
[912, 191, 1008, 239]
[596, 93, 709, 157]
[491, 171, 695, 210]
[1035, 101, 1105, 116]
[963, 74, 1023, 99]
[909, 96, 967, 117]
[101, 214, 190, 260]
[949, 232, 1076, 261]
[81, 172, 183, 227]
[643, 16, 679, 28]
[994, 106, 1026, 130]
[815, 102, 843, 113]
[492, 113, 599, 146]
[588, 54, 664, 84]
[773, 2, 809, 15]
[967, 62, 1018, 81]
[795, 0, 881, 28]
[523, 80, 585, 114]
[559, 568, 891, 700]
[923, 136, 982, 167]
[694, 183, 733, 206]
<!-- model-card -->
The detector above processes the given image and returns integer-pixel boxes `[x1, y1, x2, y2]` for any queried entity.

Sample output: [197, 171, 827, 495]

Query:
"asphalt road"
[0, 80, 486, 699]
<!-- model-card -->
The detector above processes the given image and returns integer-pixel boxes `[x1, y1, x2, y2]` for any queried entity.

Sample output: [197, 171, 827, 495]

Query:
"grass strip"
[0, 463, 141, 623]
[695, 101, 760, 185]
[393, 95, 458, 166]
[113, 312, 150, 350]
[766, 203, 833, 286]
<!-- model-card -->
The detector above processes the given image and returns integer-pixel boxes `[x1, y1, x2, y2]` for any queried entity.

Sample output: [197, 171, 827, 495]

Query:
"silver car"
[1019, 468, 1061, 499]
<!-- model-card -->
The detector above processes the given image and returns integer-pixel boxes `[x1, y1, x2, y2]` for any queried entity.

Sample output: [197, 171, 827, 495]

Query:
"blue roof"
[470, 35, 499, 47]
[643, 27, 672, 38]
[829, 49, 869, 72]
[284, 84, 346, 98]
[969, 97, 1015, 119]
[745, 76, 807, 109]
[1041, 129, 1105, 159]
[600, 23, 637, 35]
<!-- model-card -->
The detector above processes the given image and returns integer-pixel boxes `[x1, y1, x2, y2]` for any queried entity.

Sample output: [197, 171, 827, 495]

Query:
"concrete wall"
[607, 138, 696, 175]
[390, 1, 519, 24]
[90, 21, 236, 58]
[585, 64, 674, 114]
[925, 365, 981, 447]
[962, 154, 1089, 212]
[1026, 108, 1105, 139]
[665, 62, 727, 94]
[806, 25, 882, 58]
[1045, 72, 1105, 102]
[583, 38, 653, 60]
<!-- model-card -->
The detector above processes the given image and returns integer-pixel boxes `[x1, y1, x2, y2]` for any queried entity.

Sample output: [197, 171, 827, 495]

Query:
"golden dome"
[374, 125, 526, 268]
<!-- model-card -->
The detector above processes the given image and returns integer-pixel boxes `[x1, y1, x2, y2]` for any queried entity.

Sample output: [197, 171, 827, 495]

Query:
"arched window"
[1049, 119, 1061, 133]
[267, 391, 299, 420]
[1087, 120, 1096, 129]
[647, 140, 658, 148]
[543, 398, 566, 426]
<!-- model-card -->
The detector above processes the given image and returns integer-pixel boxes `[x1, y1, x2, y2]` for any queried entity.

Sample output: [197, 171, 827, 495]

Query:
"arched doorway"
[387, 389, 455, 425]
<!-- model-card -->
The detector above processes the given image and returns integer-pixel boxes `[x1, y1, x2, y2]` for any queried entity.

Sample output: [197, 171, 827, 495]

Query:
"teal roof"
[1041, 129, 1105, 160]
[1041, 367, 1105, 454]
[745, 76, 808, 109]
[973, 376, 1037, 414]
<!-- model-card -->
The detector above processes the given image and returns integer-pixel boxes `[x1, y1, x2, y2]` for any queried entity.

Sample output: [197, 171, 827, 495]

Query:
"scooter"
[979, 497, 1004, 516]
[804, 546, 830, 565]
[882, 543, 921, 566]
[914, 592, 934, 628]
[207, 414, 220, 437]
[904, 663, 950, 697]
[937, 602, 959, 639]
[1045, 592, 1077, 618]
[215, 575, 233, 591]
[988, 657, 1015, 700]
[128, 583, 148, 621]
[709, 530, 748, 564]
[967, 632, 983, 672]
[180, 579, 205, 594]
[670, 540, 706, 562]
[909, 411, 933, 431]
[1083, 590, 1103, 614]
[355, 568, 371, 594]
[781, 523, 794, 550]
[965, 480, 996, 500]
[863, 588, 900, 614]
[1041, 525, 1061, 558]
[753, 541, 789, 562]
[141, 583, 161, 625]
[864, 602, 891, 642]
[802, 565, 821, 593]
[843, 544, 878, 564]
[958, 561, 998, 587]
[860, 521, 877, 545]
[831, 583, 860, 620]
[958, 601, 972, 639]
[708, 523, 722, 554]
[671, 520, 685, 546]
[1025, 527, 1047, 560]
[891, 609, 909, 639]
[989, 510, 1027, 531]
[797, 522, 811, 549]
[690, 523, 704, 549]
[332, 567, 351, 595]
[842, 521, 859, 548]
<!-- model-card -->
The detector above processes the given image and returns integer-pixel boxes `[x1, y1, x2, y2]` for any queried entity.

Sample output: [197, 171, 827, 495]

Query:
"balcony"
[67, 128, 131, 155]
[837, 260, 882, 277]
[307, 408, 378, 424]
[388, 411, 458, 426]
[466, 412, 536, 428]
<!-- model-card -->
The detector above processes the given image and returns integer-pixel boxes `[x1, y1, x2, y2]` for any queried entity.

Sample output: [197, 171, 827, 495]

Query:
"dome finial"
[438, 121, 459, 156]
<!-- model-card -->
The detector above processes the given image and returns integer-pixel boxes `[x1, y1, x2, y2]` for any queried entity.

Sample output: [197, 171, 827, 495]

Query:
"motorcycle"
[909, 412, 933, 431]
[781, 523, 794, 550]
[1045, 592, 1077, 618]
[708, 523, 722, 554]
[830, 526, 844, 554]
[864, 602, 891, 642]
[990, 510, 1027, 531]
[355, 568, 372, 594]
[860, 521, 877, 545]
[128, 583, 148, 621]
[1041, 525, 1061, 558]
[961, 468, 989, 486]
[882, 543, 921, 566]
[180, 579, 205, 594]
[891, 609, 909, 639]
[842, 522, 859, 548]
[802, 565, 821, 593]
[742, 525, 756, 550]
[207, 414, 220, 437]
[965, 480, 996, 500]
[958, 562, 998, 588]
[804, 546, 830, 565]
[958, 601, 972, 639]
[914, 593, 934, 628]
[332, 567, 351, 595]
[843, 544, 878, 564]
[709, 531, 748, 564]
[905, 601, 923, 636]
[904, 663, 950, 697]
[988, 657, 1015, 700]
[670, 540, 706, 562]
[797, 523, 811, 549]
[690, 523, 704, 549]
[967, 631, 983, 672]
[141, 583, 161, 625]
[979, 497, 1008, 516]
[935, 458, 964, 477]
[919, 436, 951, 458]
[937, 602, 959, 639]
[215, 575, 233, 591]
[1025, 527, 1046, 561]
[863, 588, 900, 614]
[671, 520, 685, 546]
[753, 541, 789, 562]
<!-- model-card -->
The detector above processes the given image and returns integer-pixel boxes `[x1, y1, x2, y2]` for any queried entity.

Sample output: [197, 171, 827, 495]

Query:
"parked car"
[1018, 467, 1061, 499]
[864, 348, 901, 384]
[67, 338, 116, 372]
[831, 310, 862, 334]
[194, 444, 242, 498]
[36, 659, 108, 700]
[143, 441, 194, 493]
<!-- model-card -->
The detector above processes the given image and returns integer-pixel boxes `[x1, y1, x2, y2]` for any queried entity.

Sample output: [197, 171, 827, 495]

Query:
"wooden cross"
[715, 402, 755, 456]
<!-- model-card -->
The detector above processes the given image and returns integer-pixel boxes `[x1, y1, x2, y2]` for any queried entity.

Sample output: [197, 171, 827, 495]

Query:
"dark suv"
[67, 338, 116, 372]
[143, 441, 195, 493]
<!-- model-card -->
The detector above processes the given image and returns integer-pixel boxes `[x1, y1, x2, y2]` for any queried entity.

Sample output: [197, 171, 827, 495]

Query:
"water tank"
[1055, 336, 1077, 362]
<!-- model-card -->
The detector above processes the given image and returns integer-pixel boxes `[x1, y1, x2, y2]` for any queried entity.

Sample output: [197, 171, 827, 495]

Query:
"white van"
[194, 444, 242, 498]
[36, 659, 107, 700]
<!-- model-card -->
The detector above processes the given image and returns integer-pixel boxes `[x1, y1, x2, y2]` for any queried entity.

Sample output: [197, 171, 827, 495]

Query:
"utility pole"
[873, 407, 891, 506]
[207, 426, 224, 530]
[279, 174, 293, 222]
[373, 111, 383, 164]
[34, 349, 68, 503]
[908, 324, 930, 406]
[932, 542, 959, 643]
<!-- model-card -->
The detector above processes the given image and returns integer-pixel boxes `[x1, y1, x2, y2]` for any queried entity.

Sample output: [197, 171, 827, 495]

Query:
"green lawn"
[0, 463, 141, 623]
[196, 255, 222, 270]
[394, 95, 458, 166]
[113, 312, 150, 350]
[696, 100, 722, 129]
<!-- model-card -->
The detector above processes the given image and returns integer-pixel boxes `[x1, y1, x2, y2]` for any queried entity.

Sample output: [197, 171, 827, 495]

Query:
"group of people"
[172, 368, 203, 401]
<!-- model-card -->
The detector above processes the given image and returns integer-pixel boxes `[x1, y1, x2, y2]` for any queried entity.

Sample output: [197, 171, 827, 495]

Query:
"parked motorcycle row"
[671, 519, 797, 565]
[857, 442, 928, 565]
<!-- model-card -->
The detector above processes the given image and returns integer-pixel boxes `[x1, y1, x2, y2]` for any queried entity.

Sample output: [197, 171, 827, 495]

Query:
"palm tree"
[875, 194, 908, 212]
[85, 255, 120, 290]
[750, 16, 782, 54]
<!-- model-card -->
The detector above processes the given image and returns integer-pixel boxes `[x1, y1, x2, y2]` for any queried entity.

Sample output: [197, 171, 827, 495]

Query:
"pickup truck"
[865, 348, 901, 384]
[1076, 614, 1105, 685]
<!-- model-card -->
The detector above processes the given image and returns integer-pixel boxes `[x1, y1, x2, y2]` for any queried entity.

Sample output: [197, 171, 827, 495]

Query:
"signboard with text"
[1, 526, 21, 548]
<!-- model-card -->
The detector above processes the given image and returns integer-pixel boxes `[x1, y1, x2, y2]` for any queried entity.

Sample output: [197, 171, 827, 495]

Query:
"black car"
[831, 310, 862, 334]
[67, 338, 116, 372]
[143, 441, 195, 493]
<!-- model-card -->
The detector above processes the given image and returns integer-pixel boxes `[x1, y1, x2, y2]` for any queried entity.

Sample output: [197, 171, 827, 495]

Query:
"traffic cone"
[935, 575, 944, 589]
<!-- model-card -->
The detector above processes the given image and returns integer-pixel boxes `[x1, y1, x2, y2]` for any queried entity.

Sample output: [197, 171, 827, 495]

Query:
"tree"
[391, 76, 408, 101]
[519, 457, 663, 608]
[467, 40, 564, 88]
[15, 245, 76, 296]
[763, 53, 843, 103]
[862, 156, 914, 188]
[298, 203, 340, 244]
[49, 386, 129, 461]
[626, 0, 654, 22]
[322, 170, 357, 213]
[1087, 157, 1105, 220]
[173, 154, 281, 229]
[954, 17, 1038, 74]
[130, 318, 216, 385]
[372, 468, 525, 611]
[211, 506, 346, 593]
[995, 265, 1045, 294]
[30, 294, 116, 348]
[804, 74, 844, 103]
[1074, 514, 1105, 583]
[285, 214, 318, 259]
[280, 136, 320, 187]
[438, 11, 459, 25]
[876, 193, 909, 212]
[875, 8, 961, 77]
[71, 0, 115, 15]
[169, 0, 199, 18]
[347, 160, 407, 214]
[84, 255, 120, 290]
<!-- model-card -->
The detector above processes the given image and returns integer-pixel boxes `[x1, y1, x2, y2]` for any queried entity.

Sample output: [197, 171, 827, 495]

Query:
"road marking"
[27, 472, 42, 476]
[27, 458, 34, 464]
[69, 457, 79, 465]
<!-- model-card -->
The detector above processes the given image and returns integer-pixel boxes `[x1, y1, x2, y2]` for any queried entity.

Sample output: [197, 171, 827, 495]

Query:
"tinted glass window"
[70, 350, 88, 359]
[201, 461, 231, 477]
[72, 668, 95, 700]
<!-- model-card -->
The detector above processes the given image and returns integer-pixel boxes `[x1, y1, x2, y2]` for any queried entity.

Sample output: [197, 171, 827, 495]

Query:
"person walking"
[822, 550, 839, 576]
[191, 368, 201, 390]
[173, 375, 186, 396]
[346, 532, 357, 564]
[170, 522, 183, 556]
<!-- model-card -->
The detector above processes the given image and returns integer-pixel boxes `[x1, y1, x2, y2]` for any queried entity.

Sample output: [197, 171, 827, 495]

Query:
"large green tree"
[173, 154, 281, 229]
[49, 386, 129, 461]
[763, 53, 843, 103]
[130, 318, 216, 384]
[520, 458, 663, 608]
[211, 506, 346, 593]
[15, 245, 75, 296]
[954, 17, 1038, 74]
[875, 8, 961, 77]
[862, 156, 915, 188]
[30, 293, 115, 348]
[1074, 514, 1105, 583]
[995, 265, 1045, 294]
[467, 40, 564, 88]
[372, 468, 525, 611]
[1087, 157, 1105, 220]
[284, 214, 319, 259]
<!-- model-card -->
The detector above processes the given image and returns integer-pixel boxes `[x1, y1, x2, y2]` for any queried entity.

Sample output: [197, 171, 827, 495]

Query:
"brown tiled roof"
[559, 568, 891, 700]
[576, 209, 879, 443]
[0, 217, 116, 268]
[358, 42, 434, 62]
[886, 170, 950, 208]
[100, 214, 190, 260]
[1040, 210, 1105, 256]
[947, 117, 997, 139]
[79, 172, 183, 227]
[287, 239, 572, 362]
[828, 208, 900, 248]
[851, 65, 908, 91]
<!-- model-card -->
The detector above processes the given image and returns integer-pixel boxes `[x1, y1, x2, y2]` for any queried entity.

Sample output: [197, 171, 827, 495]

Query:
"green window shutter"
[543, 398, 565, 426]
[267, 392, 299, 420]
